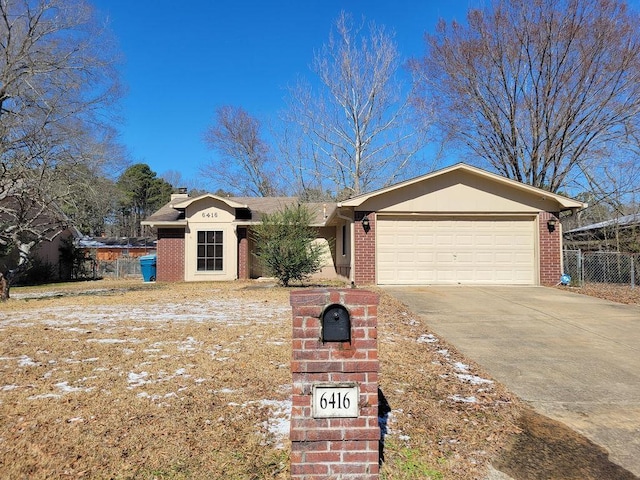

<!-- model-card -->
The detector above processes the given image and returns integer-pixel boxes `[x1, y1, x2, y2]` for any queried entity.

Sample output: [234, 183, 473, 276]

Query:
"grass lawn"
[5, 278, 604, 479]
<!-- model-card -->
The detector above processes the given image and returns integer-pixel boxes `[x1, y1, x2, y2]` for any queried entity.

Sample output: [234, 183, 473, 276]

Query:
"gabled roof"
[142, 195, 337, 227]
[173, 194, 248, 209]
[143, 201, 187, 224]
[338, 163, 587, 211]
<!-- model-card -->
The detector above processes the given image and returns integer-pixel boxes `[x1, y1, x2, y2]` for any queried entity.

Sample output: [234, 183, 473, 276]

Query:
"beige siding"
[357, 169, 561, 214]
[334, 220, 352, 280]
[184, 198, 238, 281]
[377, 216, 537, 285]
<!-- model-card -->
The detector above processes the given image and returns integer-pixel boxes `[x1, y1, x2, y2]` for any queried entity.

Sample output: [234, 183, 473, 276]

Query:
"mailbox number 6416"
[319, 391, 350, 410]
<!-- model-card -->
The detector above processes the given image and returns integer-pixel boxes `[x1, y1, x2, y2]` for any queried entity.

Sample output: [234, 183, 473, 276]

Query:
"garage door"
[377, 216, 536, 285]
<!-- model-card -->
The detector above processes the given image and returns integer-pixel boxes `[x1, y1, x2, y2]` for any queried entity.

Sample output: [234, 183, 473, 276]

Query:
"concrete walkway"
[384, 286, 640, 476]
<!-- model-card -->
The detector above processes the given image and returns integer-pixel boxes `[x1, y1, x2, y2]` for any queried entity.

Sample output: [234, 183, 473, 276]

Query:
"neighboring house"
[0, 226, 80, 281]
[0, 195, 81, 281]
[78, 237, 157, 261]
[141, 163, 586, 286]
[563, 214, 640, 253]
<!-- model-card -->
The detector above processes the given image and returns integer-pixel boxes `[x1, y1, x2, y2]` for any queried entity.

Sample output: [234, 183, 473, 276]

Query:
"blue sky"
[92, 1, 480, 187]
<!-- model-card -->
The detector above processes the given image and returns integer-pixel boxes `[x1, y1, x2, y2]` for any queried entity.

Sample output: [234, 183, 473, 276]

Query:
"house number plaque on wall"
[312, 383, 359, 418]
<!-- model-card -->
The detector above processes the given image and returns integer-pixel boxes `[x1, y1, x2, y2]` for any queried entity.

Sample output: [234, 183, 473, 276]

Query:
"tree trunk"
[0, 272, 9, 302]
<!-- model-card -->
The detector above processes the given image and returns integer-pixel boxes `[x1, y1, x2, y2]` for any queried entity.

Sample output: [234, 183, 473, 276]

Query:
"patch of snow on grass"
[257, 399, 292, 449]
[417, 333, 438, 344]
[18, 356, 39, 367]
[454, 362, 470, 372]
[178, 337, 200, 352]
[9, 291, 71, 300]
[4, 299, 291, 327]
[27, 381, 93, 399]
[28, 393, 61, 400]
[55, 381, 94, 394]
[456, 374, 493, 385]
[87, 338, 127, 344]
[449, 394, 477, 403]
[216, 388, 236, 394]
[136, 392, 175, 405]
[127, 371, 150, 388]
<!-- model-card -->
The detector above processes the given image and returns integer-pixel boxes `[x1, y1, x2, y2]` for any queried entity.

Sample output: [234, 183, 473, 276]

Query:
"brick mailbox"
[290, 288, 380, 479]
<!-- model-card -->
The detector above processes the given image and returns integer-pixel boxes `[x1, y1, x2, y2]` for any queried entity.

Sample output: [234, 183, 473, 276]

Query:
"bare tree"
[284, 12, 429, 198]
[411, 0, 640, 194]
[161, 170, 184, 190]
[201, 106, 278, 196]
[161, 170, 208, 198]
[0, 0, 122, 299]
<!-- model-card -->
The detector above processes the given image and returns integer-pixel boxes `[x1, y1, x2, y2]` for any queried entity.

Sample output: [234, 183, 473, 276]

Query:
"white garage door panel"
[377, 217, 536, 285]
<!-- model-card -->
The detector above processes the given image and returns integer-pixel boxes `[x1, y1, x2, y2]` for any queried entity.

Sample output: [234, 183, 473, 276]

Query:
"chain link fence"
[95, 257, 142, 279]
[563, 250, 640, 288]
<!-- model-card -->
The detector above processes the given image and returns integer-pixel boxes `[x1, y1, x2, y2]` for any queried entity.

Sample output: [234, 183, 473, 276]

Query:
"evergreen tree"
[252, 205, 327, 287]
[116, 164, 173, 236]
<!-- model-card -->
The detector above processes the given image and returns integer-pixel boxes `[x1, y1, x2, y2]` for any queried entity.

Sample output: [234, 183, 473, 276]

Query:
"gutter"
[140, 220, 188, 228]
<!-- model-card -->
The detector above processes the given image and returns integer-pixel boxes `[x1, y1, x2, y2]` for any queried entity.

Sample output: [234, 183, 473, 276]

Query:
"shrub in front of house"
[252, 204, 326, 287]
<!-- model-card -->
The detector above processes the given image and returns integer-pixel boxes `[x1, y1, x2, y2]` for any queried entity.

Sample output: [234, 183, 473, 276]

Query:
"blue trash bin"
[140, 254, 157, 282]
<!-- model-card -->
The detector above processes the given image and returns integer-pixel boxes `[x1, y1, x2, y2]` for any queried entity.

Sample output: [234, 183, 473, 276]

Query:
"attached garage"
[377, 216, 536, 285]
[340, 163, 587, 287]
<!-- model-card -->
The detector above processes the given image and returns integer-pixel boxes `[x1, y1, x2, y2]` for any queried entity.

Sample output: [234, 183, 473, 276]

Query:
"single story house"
[0, 227, 80, 282]
[141, 163, 586, 286]
[563, 213, 640, 253]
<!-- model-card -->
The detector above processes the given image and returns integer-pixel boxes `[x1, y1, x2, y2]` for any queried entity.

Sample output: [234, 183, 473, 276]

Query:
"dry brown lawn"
[1, 279, 632, 479]
[558, 283, 640, 305]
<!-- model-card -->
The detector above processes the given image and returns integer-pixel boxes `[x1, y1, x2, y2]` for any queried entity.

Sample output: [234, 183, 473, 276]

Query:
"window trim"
[196, 230, 224, 272]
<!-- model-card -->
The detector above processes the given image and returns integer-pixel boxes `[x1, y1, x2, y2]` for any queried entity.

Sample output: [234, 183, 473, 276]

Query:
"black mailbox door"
[322, 304, 351, 342]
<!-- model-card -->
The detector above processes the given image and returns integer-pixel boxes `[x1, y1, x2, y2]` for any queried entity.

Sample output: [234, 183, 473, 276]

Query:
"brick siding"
[156, 228, 185, 282]
[290, 289, 380, 479]
[238, 227, 248, 280]
[539, 212, 561, 286]
[354, 212, 376, 285]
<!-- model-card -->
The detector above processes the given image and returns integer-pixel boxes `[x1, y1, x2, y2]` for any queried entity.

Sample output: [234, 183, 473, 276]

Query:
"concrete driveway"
[384, 286, 640, 477]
